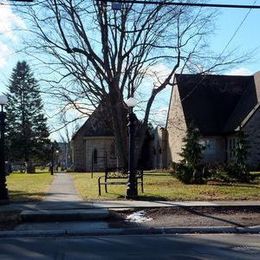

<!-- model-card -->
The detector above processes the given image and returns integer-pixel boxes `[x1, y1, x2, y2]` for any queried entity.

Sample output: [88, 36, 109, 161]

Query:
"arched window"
[93, 149, 98, 164]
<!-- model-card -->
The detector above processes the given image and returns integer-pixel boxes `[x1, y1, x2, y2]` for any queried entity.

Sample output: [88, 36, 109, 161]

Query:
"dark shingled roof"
[176, 73, 259, 135]
[72, 105, 114, 140]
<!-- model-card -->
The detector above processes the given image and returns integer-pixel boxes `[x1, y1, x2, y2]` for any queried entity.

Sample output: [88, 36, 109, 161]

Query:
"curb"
[0, 226, 259, 238]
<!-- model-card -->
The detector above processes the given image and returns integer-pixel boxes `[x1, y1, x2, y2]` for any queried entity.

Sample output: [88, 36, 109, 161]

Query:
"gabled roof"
[72, 104, 114, 140]
[175, 73, 259, 135]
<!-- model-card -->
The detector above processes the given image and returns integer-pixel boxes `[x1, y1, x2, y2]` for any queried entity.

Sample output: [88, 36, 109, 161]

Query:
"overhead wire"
[180, 0, 258, 102]
[99, 0, 260, 9]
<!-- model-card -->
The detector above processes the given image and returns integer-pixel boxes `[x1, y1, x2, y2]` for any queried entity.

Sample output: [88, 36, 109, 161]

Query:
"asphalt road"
[0, 234, 259, 259]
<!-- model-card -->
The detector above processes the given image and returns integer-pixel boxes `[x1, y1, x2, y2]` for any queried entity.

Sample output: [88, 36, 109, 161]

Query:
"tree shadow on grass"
[9, 190, 46, 202]
[114, 193, 168, 201]
[102, 187, 168, 201]
[135, 194, 168, 201]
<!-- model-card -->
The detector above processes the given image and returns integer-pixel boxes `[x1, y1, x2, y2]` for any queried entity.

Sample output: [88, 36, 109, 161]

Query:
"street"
[0, 234, 259, 259]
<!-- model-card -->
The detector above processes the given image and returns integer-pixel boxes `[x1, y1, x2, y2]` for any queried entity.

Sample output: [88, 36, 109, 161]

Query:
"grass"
[6, 172, 54, 202]
[71, 172, 260, 201]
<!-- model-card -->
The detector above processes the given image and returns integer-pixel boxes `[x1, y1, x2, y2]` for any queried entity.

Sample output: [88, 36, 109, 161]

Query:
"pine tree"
[180, 125, 203, 169]
[232, 128, 252, 182]
[176, 124, 204, 184]
[6, 61, 50, 172]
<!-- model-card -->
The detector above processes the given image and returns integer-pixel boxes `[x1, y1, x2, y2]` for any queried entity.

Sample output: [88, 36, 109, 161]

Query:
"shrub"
[207, 163, 255, 183]
[225, 163, 254, 183]
[175, 164, 193, 184]
[173, 163, 206, 184]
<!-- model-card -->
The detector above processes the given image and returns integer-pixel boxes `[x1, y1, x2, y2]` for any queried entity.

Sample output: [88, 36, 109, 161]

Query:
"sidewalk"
[92, 200, 260, 209]
[0, 173, 259, 237]
[34, 173, 94, 210]
[16, 173, 108, 219]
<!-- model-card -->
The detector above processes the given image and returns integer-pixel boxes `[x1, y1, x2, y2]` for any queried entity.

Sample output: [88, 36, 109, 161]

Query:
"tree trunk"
[108, 93, 128, 169]
[26, 161, 35, 173]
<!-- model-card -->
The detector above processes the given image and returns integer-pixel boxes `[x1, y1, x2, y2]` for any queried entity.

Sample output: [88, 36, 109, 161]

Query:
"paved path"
[44, 173, 82, 202]
[92, 200, 260, 209]
[14, 173, 109, 232]
[34, 173, 93, 210]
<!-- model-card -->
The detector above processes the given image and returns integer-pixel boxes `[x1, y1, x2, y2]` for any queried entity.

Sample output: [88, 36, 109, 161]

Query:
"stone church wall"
[243, 107, 260, 170]
[85, 137, 117, 172]
[71, 132, 87, 172]
[167, 85, 187, 165]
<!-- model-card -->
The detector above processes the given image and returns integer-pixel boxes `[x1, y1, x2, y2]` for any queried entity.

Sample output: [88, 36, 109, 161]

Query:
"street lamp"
[0, 95, 9, 202]
[55, 149, 60, 172]
[50, 143, 54, 175]
[125, 97, 138, 199]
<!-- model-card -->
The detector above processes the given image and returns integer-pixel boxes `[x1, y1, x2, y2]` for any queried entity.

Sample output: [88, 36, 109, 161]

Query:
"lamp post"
[55, 149, 60, 172]
[125, 97, 138, 199]
[0, 95, 9, 202]
[50, 143, 54, 175]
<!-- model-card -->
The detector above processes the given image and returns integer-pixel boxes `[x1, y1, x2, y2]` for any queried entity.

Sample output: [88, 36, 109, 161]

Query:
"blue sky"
[0, 0, 260, 139]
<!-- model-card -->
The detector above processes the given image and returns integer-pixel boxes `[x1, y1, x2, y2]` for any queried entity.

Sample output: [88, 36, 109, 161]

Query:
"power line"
[181, 0, 258, 102]
[99, 0, 260, 9]
[218, 0, 257, 58]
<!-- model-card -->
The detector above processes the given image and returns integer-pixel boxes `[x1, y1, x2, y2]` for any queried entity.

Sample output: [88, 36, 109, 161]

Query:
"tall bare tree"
[20, 0, 242, 167]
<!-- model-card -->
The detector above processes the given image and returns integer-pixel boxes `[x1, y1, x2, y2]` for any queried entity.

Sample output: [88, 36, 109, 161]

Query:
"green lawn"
[7, 172, 53, 202]
[71, 172, 260, 201]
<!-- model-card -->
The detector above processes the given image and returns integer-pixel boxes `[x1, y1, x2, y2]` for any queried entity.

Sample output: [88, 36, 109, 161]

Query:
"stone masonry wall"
[167, 85, 187, 165]
[243, 107, 260, 170]
[72, 137, 86, 172]
[85, 137, 117, 171]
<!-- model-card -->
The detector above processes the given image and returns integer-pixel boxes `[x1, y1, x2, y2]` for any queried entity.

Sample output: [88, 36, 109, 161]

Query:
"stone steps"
[20, 208, 109, 222]
[15, 221, 109, 232]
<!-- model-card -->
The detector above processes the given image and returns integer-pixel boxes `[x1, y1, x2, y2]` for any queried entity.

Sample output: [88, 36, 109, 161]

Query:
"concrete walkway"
[35, 173, 93, 210]
[24, 172, 99, 211]
[14, 173, 109, 232]
[92, 200, 260, 209]
[44, 173, 82, 202]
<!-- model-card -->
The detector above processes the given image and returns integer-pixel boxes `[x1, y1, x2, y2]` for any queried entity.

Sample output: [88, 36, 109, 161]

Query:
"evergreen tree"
[235, 129, 248, 169]
[5, 61, 50, 172]
[180, 125, 203, 169]
[176, 124, 204, 184]
[231, 128, 252, 182]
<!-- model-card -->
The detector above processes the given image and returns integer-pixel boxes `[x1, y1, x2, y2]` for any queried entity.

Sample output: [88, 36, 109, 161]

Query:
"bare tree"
[20, 0, 243, 168]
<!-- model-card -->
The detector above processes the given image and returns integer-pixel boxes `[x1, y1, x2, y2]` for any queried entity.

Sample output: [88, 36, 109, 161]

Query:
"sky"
[0, 0, 260, 140]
